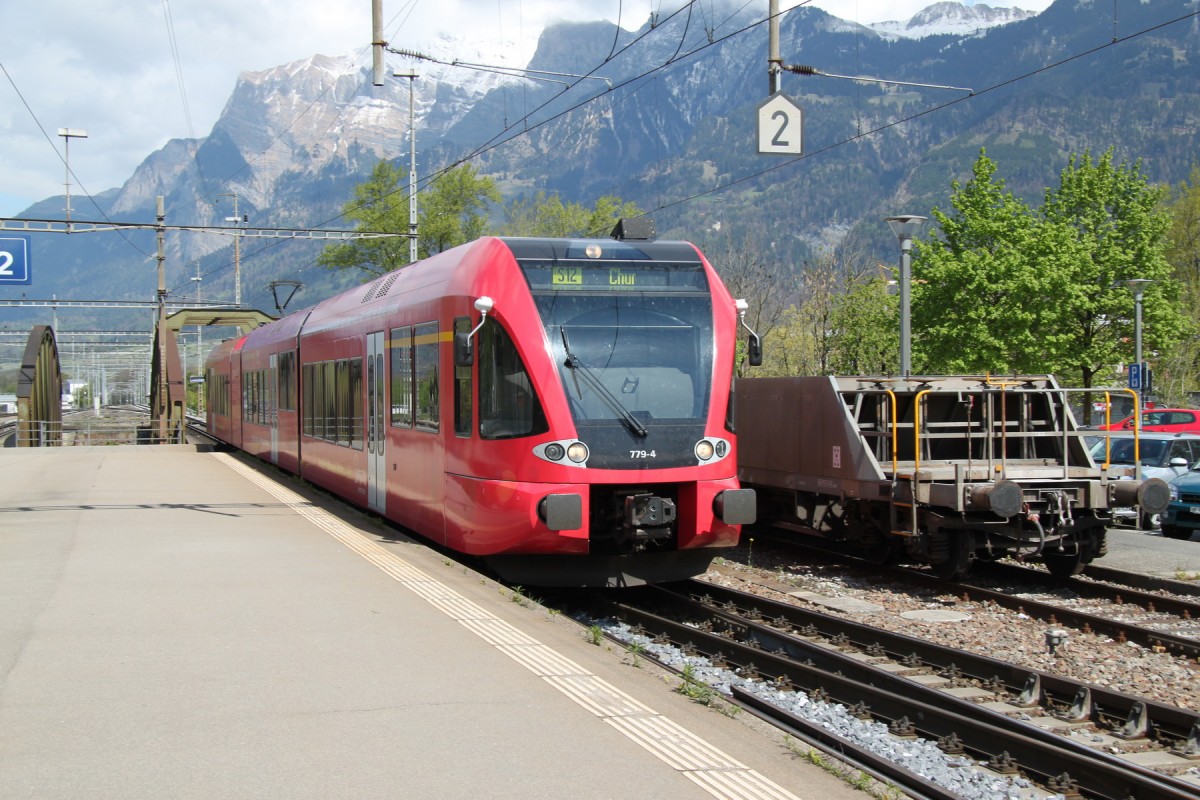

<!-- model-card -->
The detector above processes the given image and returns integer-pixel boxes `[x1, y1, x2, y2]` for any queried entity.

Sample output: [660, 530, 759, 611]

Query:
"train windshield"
[520, 258, 714, 428]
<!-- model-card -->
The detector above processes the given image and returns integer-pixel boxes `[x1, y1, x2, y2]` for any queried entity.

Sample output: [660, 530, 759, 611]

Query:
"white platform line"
[212, 453, 804, 800]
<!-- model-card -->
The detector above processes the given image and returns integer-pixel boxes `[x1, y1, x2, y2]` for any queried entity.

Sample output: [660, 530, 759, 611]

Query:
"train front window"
[522, 260, 714, 427]
[479, 320, 548, 440]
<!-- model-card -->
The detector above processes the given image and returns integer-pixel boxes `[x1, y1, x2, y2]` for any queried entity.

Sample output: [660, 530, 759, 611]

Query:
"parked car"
[1163, 469, 1200, 541]
[1089, 432, 1200, 528]
[1097, 408, 1200, 433]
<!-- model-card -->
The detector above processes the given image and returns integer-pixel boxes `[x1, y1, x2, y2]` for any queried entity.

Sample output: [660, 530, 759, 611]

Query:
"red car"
[1098, 408, 1200, 433]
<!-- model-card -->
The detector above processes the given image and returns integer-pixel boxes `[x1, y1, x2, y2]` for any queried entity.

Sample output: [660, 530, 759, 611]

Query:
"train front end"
[456, 235, 754, 586]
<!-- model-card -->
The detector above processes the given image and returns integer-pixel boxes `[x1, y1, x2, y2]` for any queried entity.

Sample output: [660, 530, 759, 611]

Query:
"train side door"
[366, 331, 387, 513]
[269, 353, 279, 464]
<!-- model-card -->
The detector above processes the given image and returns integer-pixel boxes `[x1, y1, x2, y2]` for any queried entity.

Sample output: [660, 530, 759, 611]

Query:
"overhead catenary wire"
[0, 63, 152, 259]
[304, 2, 1199, 268]
[648, 8, 1200, 216]
[61, 3, 1200, 312]
[783, 63, 973, 94]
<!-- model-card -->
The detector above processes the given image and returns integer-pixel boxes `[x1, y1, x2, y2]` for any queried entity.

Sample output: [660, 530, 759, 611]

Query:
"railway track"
[898, 560, 1200, 661]
[587, 581, 1200, 800]
[749, 530, 1200, 661]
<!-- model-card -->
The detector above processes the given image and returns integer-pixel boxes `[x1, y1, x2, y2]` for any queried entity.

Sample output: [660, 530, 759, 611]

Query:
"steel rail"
[682, 579, 1200, 747]
[751, 530, 1200, 659]
[972, 559, 1200, 620]
[608, 586, 1199, 800]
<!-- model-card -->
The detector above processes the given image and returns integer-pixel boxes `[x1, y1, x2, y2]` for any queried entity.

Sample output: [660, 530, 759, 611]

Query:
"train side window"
[335, 360, 349, 445]
[454, 317, 472, 438]
[479, 320, 547, 440]
[414, 322, 440, 432]
[302, 362, 316, 436]
[259, 369, 267, 425]
[252, 370, 262, 425]
[278, 351, 296, 411]
[322, 361, 336, 440]
[348, 357, 364, 450]
[243, 371, 253, 424]
[390, 326, 413, 427]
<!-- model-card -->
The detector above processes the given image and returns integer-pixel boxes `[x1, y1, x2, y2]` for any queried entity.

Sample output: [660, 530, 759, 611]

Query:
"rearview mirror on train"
[735, 299, 763, 367]
[454, 333, 474, 367]
[455, 296, 495, 367]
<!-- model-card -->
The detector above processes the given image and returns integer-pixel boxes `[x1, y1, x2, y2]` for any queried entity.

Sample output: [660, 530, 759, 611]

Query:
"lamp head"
[886, 215, 928, 241]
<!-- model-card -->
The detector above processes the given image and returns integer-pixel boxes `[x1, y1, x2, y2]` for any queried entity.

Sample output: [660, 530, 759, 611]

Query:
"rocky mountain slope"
[3, 0, 1196, 323]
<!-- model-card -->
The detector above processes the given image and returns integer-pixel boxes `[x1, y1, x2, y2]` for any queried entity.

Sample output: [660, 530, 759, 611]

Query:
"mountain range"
[2, 0, 1197, 330]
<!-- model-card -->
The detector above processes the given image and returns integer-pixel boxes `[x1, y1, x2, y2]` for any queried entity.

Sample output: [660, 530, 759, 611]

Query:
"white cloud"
[0, 0, 1050, 217]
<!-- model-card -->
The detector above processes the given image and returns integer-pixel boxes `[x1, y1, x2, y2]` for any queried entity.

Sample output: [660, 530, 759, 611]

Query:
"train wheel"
[862, 535, 899, 565]
[930, 532, 973, 580]
[1043, 552, 1086, 578]
[1043, 537, 1094, 578]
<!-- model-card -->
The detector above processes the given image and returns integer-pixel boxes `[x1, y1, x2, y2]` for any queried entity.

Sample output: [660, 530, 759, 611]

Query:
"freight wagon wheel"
[930, 533, 974, 580]
[1043, 539, 1093, 578]
[862, 535, 900, 566]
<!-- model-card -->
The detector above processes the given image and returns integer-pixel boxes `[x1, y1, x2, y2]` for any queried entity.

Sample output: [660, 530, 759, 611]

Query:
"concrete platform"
[0, 447, 861, 800]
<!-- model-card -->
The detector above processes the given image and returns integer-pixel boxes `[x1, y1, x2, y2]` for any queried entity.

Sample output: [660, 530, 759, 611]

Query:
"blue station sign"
[0, 235, 32, 285]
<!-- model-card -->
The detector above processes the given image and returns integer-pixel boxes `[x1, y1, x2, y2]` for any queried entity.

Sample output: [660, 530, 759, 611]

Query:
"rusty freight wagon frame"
[736, 375, 1169, 578]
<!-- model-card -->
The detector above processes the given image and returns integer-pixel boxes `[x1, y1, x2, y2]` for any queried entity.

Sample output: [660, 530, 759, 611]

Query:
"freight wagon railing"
[842, 380, 1138, 539]
[845, 381, 1138, 482]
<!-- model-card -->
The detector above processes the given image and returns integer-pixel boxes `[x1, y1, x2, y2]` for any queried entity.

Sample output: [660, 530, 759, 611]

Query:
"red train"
[205, 229, 757, 586]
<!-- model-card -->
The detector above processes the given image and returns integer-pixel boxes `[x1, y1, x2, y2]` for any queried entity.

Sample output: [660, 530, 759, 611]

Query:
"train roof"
[498, 237, 702, 263]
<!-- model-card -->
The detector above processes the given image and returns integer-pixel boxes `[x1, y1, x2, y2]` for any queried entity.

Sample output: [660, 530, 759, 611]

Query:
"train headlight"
[693, 437, 731, 463]
[534, 439, 589, 467]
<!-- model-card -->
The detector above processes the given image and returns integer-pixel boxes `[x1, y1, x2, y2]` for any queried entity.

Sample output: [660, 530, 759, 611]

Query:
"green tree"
[318, 161, 414, 277]
[911, 149, 1184, 407]
[1040, 149, 1184, 394]
[503, 192, 642, 237]
[1166, 165, 1200, 283]
[828, 272, 897, 375]
[911, 151, 1064, 373]
[319, 161, 501, 276]
[1155, 165, 1200, 403]
[418, 163, 500, 256]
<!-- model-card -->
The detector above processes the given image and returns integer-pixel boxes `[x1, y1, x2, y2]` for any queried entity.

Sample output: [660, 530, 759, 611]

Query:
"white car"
[1088, 432, 1200, 528]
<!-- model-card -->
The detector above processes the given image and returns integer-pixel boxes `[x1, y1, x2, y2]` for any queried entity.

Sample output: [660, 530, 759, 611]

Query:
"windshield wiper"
[560, 328, 648, 438]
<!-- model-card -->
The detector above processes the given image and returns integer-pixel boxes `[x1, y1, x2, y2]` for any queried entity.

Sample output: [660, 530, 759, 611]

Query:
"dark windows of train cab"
[478, 319, 547, 440]
[454, 317, 472, 437]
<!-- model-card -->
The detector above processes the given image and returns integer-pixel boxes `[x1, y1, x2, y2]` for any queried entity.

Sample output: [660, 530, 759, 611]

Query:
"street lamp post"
[394, 70, 419, 264]
[218, 193, 244, 306]
[1112, 278, 1155, 394]
[191, 266, 203, 415]
[886, 215, 927, 376]
[57, 128, 88, 225]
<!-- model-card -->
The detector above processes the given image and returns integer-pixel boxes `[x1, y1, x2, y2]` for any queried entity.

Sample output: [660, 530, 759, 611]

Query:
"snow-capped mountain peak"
[870, 2, 1037, 40]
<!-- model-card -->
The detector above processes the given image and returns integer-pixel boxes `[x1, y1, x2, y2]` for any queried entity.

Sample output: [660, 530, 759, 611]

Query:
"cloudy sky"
[0, 0, 1052, 217]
